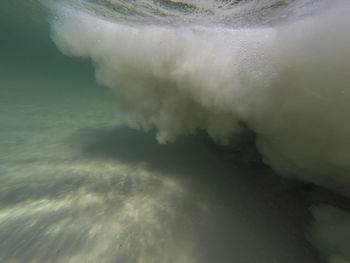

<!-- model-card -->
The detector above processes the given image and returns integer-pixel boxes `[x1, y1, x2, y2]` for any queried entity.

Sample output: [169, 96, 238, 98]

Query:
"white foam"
[49, 3, 279, 143]
[49, 1, 350, 194]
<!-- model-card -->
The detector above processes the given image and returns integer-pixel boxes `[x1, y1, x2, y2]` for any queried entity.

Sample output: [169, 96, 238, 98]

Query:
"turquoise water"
[1, 1, 350, 262]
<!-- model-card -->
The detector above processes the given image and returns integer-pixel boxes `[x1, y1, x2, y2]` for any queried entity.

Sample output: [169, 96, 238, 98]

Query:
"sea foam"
[49, 1, 350, 195]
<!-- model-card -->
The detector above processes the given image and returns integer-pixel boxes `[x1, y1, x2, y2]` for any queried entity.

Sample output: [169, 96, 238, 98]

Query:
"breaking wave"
[48, 0, 350, 195]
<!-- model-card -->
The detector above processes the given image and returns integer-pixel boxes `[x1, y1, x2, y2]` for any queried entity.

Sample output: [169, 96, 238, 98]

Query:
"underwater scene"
[1, 0, 350, 262]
